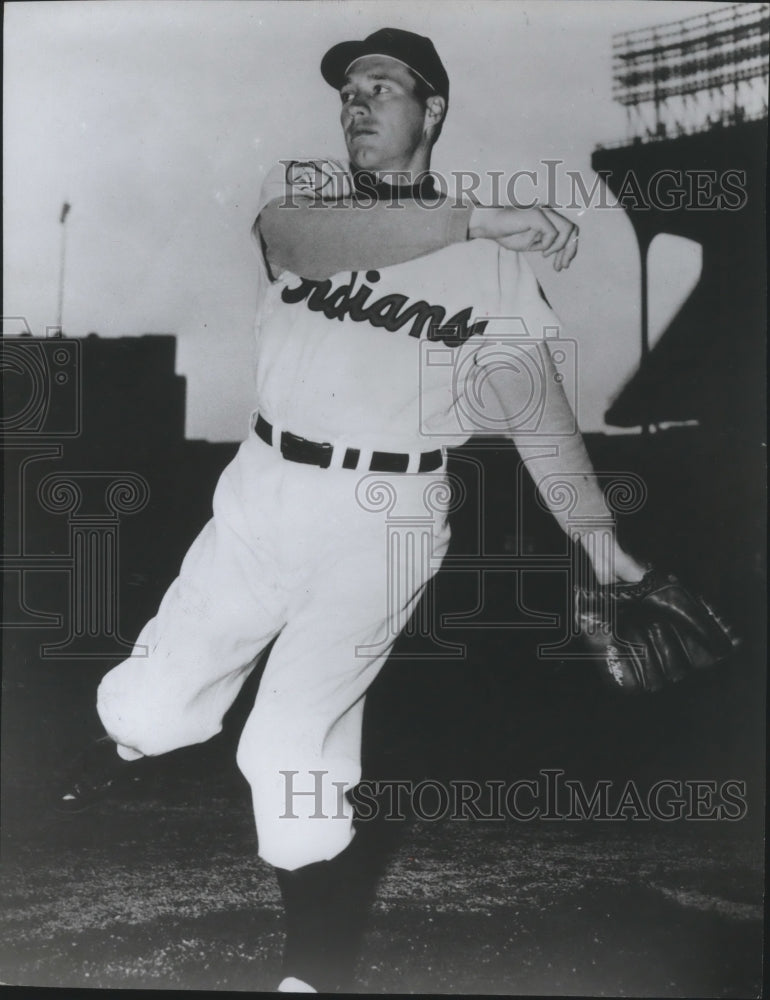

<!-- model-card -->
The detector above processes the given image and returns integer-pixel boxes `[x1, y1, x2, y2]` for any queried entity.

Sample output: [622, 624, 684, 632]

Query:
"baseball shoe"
[53, 735, 150, 813]
[277, 977, 317, 993]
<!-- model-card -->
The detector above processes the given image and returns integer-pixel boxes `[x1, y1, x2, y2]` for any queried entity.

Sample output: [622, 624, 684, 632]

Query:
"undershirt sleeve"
[476, 249, 610, 524]
[253, 158, 473, 281]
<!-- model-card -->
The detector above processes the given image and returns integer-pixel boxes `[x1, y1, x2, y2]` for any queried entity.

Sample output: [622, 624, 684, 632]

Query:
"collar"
[352, 169, 438, 201]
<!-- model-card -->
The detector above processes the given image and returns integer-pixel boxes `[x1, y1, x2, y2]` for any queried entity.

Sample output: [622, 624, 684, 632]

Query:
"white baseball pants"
[97, 426, 450, 870]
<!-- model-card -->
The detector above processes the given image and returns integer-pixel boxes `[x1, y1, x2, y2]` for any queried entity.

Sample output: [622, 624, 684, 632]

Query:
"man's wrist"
[468, 204, 490, 239]
[468, 204, 534, 240]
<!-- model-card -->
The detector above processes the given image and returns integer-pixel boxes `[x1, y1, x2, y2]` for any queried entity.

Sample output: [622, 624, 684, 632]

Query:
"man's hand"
[469, 204, 579, 271]
[590, 545, 648, 586]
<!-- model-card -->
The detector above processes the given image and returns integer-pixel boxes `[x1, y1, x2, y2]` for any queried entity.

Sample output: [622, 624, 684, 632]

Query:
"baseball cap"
[321, 27, 449, 102]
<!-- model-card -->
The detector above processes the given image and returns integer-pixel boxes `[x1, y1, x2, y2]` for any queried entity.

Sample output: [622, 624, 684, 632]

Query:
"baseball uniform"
[96, 156, 562, 873]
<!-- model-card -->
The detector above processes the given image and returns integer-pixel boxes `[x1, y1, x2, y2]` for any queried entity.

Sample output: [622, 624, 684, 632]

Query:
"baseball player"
[58, 27, 646, 993]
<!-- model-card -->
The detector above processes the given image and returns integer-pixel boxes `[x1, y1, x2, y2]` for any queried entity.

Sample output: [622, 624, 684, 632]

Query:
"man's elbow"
[255, 201, 279, 244]
[252, 207, 287, 279]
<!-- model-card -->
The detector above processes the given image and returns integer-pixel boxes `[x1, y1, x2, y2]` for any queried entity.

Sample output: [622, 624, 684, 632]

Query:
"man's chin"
[347, 146, 385, 171]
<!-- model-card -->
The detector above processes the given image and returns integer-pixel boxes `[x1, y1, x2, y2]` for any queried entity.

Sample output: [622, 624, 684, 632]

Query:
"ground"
[0, 763, 763, 996]
[1, 430, 765, 996]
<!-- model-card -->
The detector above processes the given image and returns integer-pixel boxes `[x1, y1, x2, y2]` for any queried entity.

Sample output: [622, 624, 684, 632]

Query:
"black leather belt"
[255, 413, 443, 473]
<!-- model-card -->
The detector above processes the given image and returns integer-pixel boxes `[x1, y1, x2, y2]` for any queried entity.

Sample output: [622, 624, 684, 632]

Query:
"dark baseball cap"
[321, 27, 449, 102]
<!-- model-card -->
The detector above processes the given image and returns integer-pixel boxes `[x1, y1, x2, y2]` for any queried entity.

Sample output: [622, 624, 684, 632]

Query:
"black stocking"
[275, 830, 377, 992]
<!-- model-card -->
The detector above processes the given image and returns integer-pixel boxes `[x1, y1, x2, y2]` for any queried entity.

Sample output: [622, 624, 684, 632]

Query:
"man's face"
[339, 56, 428, 172]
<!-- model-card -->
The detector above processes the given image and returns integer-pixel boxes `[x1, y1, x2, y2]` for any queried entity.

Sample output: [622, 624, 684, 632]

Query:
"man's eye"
[340, 91, 354, 104]
[372, 84, 388, 95]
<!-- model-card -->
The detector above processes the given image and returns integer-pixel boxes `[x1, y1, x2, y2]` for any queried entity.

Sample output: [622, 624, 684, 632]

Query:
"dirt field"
[0, 764, 763, 997]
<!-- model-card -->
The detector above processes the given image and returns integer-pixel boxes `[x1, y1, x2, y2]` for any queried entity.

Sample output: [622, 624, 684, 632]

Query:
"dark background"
[1, 332, 765, 995]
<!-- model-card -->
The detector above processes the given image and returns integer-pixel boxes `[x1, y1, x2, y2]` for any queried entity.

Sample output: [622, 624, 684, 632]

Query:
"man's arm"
[254, 160, 579, 280]
[470, 205, 579, 273]
[257, 197, 472, 280]
[485, 340, 645, 585]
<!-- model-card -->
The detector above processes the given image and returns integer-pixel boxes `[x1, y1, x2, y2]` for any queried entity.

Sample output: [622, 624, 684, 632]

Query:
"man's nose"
[344, 94, 369, 116]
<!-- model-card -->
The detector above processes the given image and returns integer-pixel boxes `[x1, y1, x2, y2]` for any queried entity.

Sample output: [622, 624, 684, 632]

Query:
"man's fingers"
[524, 228, 547, 251]
[494, 209, 577, 260]
[527, 230, 546, 250]
[533, 221, 559, 252]
[565, 220, 580, 260]
[543, 223, 577, 257]
[551, 231, 579, 272]
[565, 230, 580, 265]
[552, 229, 580, 271]
[559, 237, 579, 270]
[543, 223, 572, 257]
[541, 207, 579, 259]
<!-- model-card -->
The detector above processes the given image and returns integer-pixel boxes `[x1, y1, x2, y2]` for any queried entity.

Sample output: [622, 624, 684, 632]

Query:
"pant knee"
[97, 671, 223, 758]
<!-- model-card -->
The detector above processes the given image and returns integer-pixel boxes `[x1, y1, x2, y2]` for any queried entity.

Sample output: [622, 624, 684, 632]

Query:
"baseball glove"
[574, 569, 738, 695]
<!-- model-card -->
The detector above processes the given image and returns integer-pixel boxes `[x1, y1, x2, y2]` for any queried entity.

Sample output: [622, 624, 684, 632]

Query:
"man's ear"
[425, 94, 446, 131]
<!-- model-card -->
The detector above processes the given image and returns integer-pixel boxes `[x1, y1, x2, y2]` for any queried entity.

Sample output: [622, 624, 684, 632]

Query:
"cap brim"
[320, 40, 371, 90]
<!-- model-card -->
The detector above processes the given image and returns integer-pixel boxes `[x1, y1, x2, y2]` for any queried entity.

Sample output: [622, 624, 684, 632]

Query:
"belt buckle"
[281, 430, 333, 469]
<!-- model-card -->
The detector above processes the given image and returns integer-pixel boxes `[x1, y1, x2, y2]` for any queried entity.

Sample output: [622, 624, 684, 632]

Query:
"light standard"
[56, 201, 71, 335]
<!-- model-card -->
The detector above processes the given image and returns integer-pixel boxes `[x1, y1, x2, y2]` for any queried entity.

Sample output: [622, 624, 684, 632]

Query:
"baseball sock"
[274, 830, 375, 993]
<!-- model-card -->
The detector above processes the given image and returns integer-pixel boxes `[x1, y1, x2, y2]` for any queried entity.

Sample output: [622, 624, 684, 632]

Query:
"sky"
[4, 0, 723, 440]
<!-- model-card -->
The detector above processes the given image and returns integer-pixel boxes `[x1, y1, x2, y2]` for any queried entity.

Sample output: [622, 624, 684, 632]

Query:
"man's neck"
[351, 169, 438, 200]
[350, 145, 432, 186]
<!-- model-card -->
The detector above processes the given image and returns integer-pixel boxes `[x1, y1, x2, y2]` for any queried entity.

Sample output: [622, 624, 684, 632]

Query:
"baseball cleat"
[277, 976, 317, 992]
[53, 735, 148, 813]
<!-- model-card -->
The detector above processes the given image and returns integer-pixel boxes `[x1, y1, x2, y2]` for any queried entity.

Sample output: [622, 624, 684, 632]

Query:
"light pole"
[56, 202, 71, 335]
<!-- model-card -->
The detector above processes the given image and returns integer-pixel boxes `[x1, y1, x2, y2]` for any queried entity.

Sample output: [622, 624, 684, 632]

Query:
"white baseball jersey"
[253, 157, 561, 452]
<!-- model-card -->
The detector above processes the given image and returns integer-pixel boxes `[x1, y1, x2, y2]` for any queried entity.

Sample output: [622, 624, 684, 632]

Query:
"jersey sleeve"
[252, 158, 352, 279]
[499, 249, 562, 338]
[471, 248, 562, 371]
[255, 157, 352, 217]
[456, 245, 586, 453]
